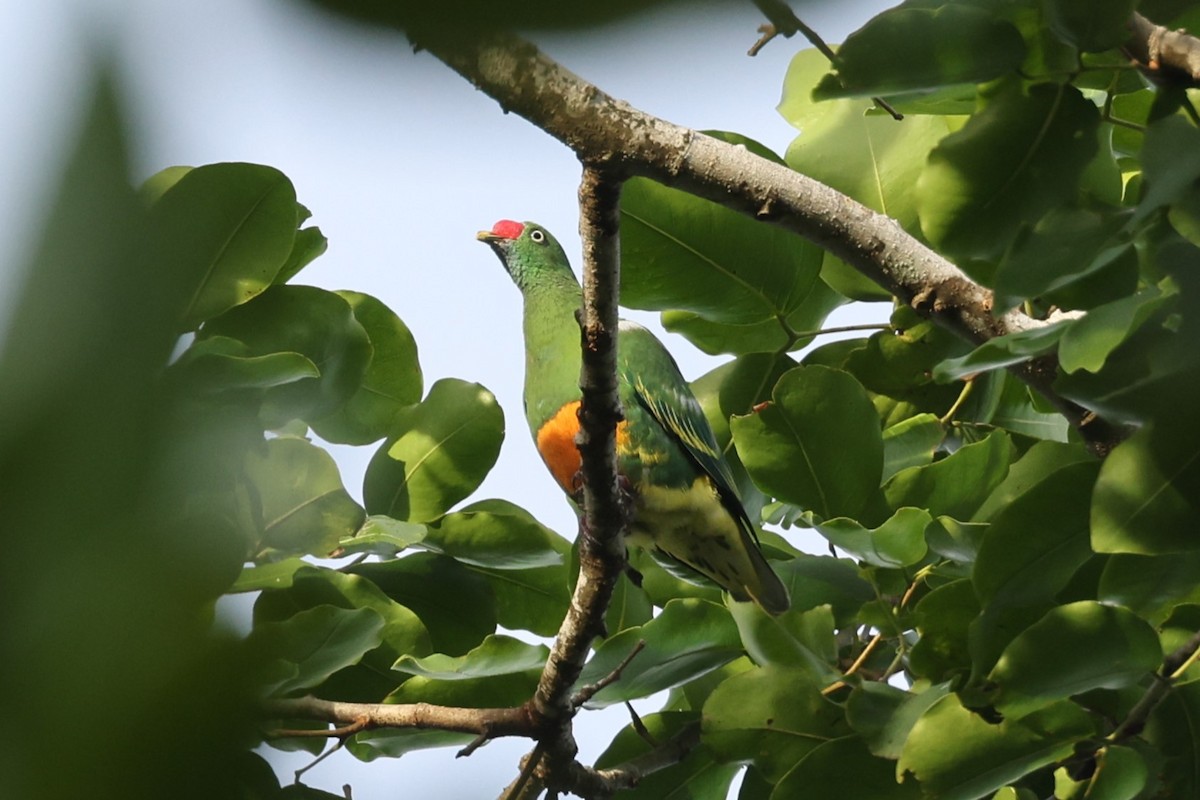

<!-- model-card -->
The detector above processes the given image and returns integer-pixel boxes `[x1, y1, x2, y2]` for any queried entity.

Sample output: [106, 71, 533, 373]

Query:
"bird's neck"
[521, 278, 585, 434]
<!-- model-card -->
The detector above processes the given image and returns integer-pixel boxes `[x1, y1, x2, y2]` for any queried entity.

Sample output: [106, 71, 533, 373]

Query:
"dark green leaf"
[1058, 285, 1175, 374]
[846, 681, 954, 760]
[363, 378, 504, 523]
[423, 498, 568, 568]
[884, 431, 1013, 520]
[146, 162, 299, 330]
[1085, 745, 1149, 800]
[772, 735, 923, 799]
[1045, 0, 1140, 52]
[933, 322, 1071, 383]
[469, 562, 571, 637]
[925, 517, 989, 563]
[393, 634, 548, 679]
[909, 579, 980, 681]
[973, 440, 1094, 522]
[813, 5, 1025, 99]
[773, 555, 875, 627]
[1098, 551, 1200, 625]
[1135, 116, 1200, 225]
[882, 413, 945, 482]
[988, 601, 1162, 718]
[309, 291, 422, 445]
[1144, 680, 1200, 798]
[594, 713, 736, 800]
[732, 366, 883, 520]
[917, 80, 1100, 264]
[249, 605, 385, 696]
[243, 436, 365, 557]
[575, 599, 743, 708]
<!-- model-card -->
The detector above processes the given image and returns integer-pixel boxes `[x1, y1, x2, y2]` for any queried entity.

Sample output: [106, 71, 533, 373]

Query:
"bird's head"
[477, 220, 576, 293]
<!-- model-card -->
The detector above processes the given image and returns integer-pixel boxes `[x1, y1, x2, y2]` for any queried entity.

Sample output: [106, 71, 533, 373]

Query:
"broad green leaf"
[845, 681, 954, 760]
[350, 554, 496, 657]
[201, 284, 372, 426]
[908, 579, 980, 682]
[703, 666, 850, 783]
[422, 498, 567, 569]
[138, 164, 191, 204]
[933, 322, 1072, 383]
[899, 695, 1096, 800]
[168, 336, 319, 392]
[773, 555, 875, 627]
[336, 515, 427, 558]
[469, 562, 571, 637]
[925, 517, 988, 563]
[814, 507, 930, 568]
[882, 413, 945, 482]
[988, 601, 1161, 718]
[732, 366, 883, 520]
[595, 712, 737, 800]
[884, 431, 1013, 520]
[1134, 116, 1200, 225]
[772, 736, 923, 800]
[1045, 0, 1140, 52]
[780, 48, 953, 300]
[1144, 681, 1200, 798]
[812, 5, 1024, 99]
[392, 634, 548, 679]
[575, 599, 743, 708]
[988, 374, 1070, 443]
[917, 80, 1100, 265]
[1098, 552, 1200, 625]
[146, 162, 299, 330]
[728, 601, 841, 685]
[249, 605, 385, 696]
[1058, 286, 1174, 374]
[347, 728, 472, 761]
[973, 440, 1094, 522]
[660, 286, 844, 355]
[606, 569, 654, 636]
[1085, 745, 1149, 800]
[310, 291, 423, 445]
[363, 378, 504, 523]
[243, 436, 365, 557]
[274, 225, 328, 286]
[1092, 423, 1200, 554]
[230, 557, 308, 593]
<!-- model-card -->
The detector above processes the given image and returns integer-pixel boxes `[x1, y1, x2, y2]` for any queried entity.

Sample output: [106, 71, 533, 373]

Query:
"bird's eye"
[530, 229, 546, 244]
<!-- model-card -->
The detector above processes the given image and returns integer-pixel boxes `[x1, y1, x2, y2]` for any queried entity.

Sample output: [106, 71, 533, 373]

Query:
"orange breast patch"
[536, 401, 630, 494]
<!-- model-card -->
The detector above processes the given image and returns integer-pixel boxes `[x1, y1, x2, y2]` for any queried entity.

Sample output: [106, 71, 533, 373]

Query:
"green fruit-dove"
[478, 219, 789, 615]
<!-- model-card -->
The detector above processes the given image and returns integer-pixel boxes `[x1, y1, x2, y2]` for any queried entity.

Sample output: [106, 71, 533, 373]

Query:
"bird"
[477, 219, 790, 615]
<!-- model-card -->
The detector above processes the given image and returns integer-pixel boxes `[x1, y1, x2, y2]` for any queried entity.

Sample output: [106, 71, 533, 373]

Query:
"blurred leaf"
[393, 634, 548, 679]
[917, 80, 1100, 265]
[423, 498, 567, 568]
[146, 162, 299, 331]
[813, 5, 1024, 99]
[363, 378, 504, 523]
[884, 431, 1013, 520]
[898, 695, 1095, 800]
[881, 413, 945, 481]
[814, 507, 931, 568]
[772, 735, 923, 800]
[575, 599, 743, 708]
[168, 336, 319, 393]
[1044, 0, 1139, 51]
[200, 285, 372, 426]
[1135, 116, 1200, 225]
[1092, 423, 1200, 554]
[231, 557, 309, 593]
[933, 322, 1071, 383]
[732, 366, 883, 520]
[310, 291, 422, 445]
[988, 601, 1161, 718]
[244, 436, 365, 557]
[702, 666, 849, 783]
[249, 605, 385, 696]
[595, 712, 736, 800]
[846, 681, 954, 760]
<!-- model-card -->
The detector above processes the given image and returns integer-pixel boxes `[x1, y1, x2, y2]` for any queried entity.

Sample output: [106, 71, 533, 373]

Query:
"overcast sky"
[1, 0, 893, 796]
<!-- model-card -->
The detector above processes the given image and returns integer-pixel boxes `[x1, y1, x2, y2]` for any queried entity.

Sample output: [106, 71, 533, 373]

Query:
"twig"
[262, 696, 534, 742]
[822, 632, 884, 695]
[294, 740, 344, 784]
[500, 742, 547, 800]
[570, 640, 646, 708]
[1110, 628, 1200, 742]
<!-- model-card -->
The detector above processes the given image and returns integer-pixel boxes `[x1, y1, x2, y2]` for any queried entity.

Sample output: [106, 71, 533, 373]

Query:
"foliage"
[6, 1, 1200, 799]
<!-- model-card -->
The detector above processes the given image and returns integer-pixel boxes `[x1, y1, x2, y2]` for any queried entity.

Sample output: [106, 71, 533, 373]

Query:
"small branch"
[1110, 628, 1200, 743]
[500, 742, 547, 800]
[571, 640, 646, 709]
[822, 632, 884, 696]
[1125, 13, 1200, 85]
[262, 696, 534, 742]
[294, 741, 344, 784]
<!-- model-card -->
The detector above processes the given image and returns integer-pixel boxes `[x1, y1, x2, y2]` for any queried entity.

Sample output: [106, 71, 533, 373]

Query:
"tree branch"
[1125, 12, 1200, 85]
[1110, 628, 1200, 743]
[417, 29, 1124, 456]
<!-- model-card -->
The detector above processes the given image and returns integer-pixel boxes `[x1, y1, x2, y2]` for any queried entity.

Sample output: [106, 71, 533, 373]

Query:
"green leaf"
[772, 735, 923, 800]
[731, 366, 883, 520]
[392, 634, 548, 679]
[200, 285, 372, 426]
[973, 440, 1094, 522]
[1134, 116, 1200, 225]
[595, 713, 737, 800]
[168, 336, 319, 393]
[1086, 745, 1149, 800]
[336, 515, 427, 558]
[884, 431, 1013, 520]
[917, 80, 1100, 264]
[882, 413, 946, 482]
[309, 291, 423, 445]
[146, 162, 299, 331]
[1098, 551, 1200, 625]
[846, 681, 954, 760]
[925, 517, 988, 563]
[813, 5, 1025, 99]
[243, 436, 365, 557]
[363, 378, 504, 523]
[988, 601, 1162, 718]
[773, 555, 875, 627]
[230, 557, 309, 593]
[814, 507, 930, 568]
[1058, 286, 1174, 373]
[423, 498, 568, 569]
[249, 605, 385, 696]
[274, 225, 328, 286]
[988, 374, 1070, 443]
[702, 666, 850, 783]
[933, 322, 1072, 383]
[1044, 0, 1140, 52]
[575, 599, 743, 708]
[728, 602, 841, 685]
[909, 579, 980, 682]
[469, 563, 571, 637]
[1144, 680, 1200, 798]
[1092, 423, 1200, 554]
[898, 695, 1096, 800]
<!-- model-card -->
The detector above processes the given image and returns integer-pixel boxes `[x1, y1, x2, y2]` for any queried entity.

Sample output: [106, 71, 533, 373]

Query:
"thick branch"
[419, 30, 1123, 456]
[263, 697, 534, 743]
[1126, 13, 1200, 85]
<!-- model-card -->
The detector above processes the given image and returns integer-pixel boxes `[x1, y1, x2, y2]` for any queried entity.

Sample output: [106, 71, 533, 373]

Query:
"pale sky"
[0, 0, 893, 795]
